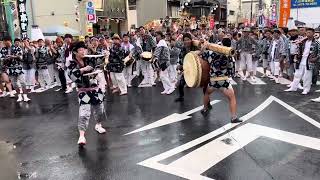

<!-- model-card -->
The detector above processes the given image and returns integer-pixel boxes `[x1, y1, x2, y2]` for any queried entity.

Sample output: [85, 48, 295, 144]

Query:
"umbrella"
[42, 25, 80, 36]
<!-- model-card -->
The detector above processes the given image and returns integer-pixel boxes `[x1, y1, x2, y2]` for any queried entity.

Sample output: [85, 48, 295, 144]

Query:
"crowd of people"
[1, 21, 320, 145]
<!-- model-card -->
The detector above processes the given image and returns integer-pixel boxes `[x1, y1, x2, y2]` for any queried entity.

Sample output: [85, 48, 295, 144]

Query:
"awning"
[42, 26, 80, 36]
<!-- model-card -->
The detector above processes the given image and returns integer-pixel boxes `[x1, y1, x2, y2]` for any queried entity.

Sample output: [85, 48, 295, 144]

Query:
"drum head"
[183, 52, 202, 87]
[141, 52, 152, 60]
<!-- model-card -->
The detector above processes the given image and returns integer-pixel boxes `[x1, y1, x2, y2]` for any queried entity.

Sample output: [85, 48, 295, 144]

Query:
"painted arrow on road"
[124, 100, 221, 136]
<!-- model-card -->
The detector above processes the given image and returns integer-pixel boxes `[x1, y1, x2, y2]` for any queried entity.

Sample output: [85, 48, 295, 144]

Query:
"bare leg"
[202, 87, 214, 114]
[222, 88, 237, 118]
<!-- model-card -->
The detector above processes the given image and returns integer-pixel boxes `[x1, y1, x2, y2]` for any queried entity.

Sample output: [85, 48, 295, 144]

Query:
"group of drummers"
[1, 23, 320, 146]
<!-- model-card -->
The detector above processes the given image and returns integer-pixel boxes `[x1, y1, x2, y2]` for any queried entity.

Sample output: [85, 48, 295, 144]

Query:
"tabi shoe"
[311, 97, 320, 102]
[0, 91, 8, 98]
[9, 91, 15, 98]
[166, 88, 175, 95]
[23, 94, 31, 102]
[120, 92, 128, 96]
[95, 124, 106, 134]
[174, 97, 184, 102]
[298, 84, 304, 90]
[127, 84, 132, 88]
[275, 78, 280, 84]
[260, 74, 267, 78]
[231, 117, 243, 123]
[250, 76, 256, 83]
[161, 89, 168, 95]
[17, 94, 23, 102]
[284, 88, 296, 92]
[65, 87, 74, 94]
[301, 91, 308, 95]
[77, 136, 86, 146]
[201, 108, 209, 116]
[241, 76, 247, 81]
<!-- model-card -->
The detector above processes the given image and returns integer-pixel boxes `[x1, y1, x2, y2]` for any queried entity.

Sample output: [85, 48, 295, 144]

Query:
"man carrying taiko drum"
[200, 39, 242, 123]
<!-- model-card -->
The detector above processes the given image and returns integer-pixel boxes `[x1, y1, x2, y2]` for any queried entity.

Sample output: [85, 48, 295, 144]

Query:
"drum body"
[141, 51, 153, 61]
[123, 56, 135, 67]
[183, 52, 210, 88]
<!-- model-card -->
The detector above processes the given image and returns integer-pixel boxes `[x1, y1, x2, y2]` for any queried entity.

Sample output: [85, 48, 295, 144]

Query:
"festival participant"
[35, 39, 51, 92]
[87, 36, 108, 93]
[232, 32, 241, 78]
[1, 37, 30, 102]
[287, 27, 300, 82]
[121, 34, 135, 87]
[279, 27, 290, 77]
[237, 27, 258, 82]
[268, 29, 286, 84]
[45, 39, 59, 88]
[285, 28, 320, 95]
[260, 29, 273, 77]
[107, 34, 128, 95]
[137, 26, 157, 87]
[251, 33, 261, 78]
[54, 37, 67, 92]
[201, 43, 242, 123]
[153, 31, 175, 95]
[67, 41, 106, 146]
[168, 37, 181, 83]
[175, 33, 197, 102]
[64, 34, 75, 94]
[22, 38, 36, 93]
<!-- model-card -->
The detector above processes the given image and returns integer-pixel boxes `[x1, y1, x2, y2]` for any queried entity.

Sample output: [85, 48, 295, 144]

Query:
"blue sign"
[87, 1, 93, 8]
[291, 0, 320, 8]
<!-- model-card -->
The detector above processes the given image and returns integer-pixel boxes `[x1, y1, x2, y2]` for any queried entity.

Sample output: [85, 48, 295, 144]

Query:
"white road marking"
[229, 78, 237, 85]
[138, 96, 320, 179]
[124, 100, 221, 135]
[256, 67, 292, 85]
[247, 77, 266, 85]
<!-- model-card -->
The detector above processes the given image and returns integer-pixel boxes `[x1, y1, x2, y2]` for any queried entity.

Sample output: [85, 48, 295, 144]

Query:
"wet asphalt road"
[0, 76, 319, 180]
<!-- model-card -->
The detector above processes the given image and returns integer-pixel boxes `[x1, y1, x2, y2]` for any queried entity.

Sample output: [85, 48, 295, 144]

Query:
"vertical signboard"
[279, 0, 291, 27]
[17, 0, 28, 38]
[87, 0, 97, 24]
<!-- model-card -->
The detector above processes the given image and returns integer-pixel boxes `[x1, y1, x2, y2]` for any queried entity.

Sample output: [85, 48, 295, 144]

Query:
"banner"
[279, 0, 291, 27]
[17, 0, 28, 38]
[291, 0, 320, 9]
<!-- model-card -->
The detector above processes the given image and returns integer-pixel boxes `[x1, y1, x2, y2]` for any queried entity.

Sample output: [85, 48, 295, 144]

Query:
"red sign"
[210, 18, 215, 29]
[87, 14, 96, 21]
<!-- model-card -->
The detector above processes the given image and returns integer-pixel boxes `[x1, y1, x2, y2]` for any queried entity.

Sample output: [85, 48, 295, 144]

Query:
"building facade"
[290, 0, 320, 28]
[130, 0, 228, 28]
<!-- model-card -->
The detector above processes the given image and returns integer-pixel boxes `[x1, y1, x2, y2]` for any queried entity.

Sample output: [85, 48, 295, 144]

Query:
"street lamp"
[1, 0, 14, 40]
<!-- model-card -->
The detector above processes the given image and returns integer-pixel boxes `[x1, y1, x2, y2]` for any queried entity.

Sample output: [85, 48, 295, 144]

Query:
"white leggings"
[38, 69, 51, 88]
[110, 72, 127, 93]
[160, 69, 174, 91]
[23, 69, 35, 87]
[270, 61, 280, 76]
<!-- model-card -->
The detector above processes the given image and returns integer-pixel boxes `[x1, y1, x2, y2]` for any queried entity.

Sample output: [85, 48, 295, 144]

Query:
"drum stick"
[192, 40, 235, 56]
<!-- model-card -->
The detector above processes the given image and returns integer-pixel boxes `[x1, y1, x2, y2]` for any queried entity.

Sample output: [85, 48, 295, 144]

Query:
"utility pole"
[1, 0, 14, 40]
[250, 0, 253, 23]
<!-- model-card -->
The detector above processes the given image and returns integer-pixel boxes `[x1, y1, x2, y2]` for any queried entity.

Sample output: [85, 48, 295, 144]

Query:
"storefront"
[290, 0, 320, 27]
[95, 0, 128, 35]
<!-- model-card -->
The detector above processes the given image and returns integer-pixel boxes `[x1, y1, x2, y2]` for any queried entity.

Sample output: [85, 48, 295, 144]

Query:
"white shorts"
[240, 52, 253, 72]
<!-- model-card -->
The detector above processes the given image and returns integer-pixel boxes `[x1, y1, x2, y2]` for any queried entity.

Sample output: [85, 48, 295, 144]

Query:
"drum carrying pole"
[192, 40, 235, 57]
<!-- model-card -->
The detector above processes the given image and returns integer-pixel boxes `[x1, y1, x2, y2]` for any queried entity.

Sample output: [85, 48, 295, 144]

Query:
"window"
[229, 10, 235, 16]
[92, 0, 104, 11]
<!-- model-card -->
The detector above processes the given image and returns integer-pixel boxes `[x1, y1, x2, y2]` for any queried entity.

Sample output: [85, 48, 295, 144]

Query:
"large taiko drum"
[183, 52, 210, 88]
